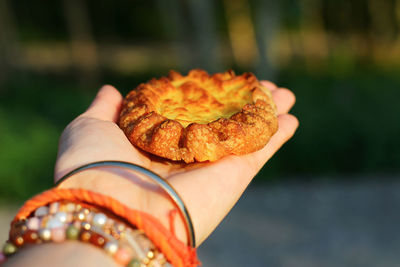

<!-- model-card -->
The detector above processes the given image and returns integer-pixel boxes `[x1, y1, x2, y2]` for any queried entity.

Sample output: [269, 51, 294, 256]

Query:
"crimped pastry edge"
[118, 69, 278, 163]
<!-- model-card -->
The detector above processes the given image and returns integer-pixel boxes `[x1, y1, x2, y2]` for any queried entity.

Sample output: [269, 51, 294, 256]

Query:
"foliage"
[1, 65, 399, 201]
[258, 65, 400, 180]
[0, 75, 91, 200]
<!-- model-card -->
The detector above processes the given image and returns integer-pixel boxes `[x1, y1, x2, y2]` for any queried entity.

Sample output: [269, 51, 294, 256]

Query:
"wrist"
[4, 188, 199, 266]
[5, 199, 168, 266]
[56, 167, 188, 244]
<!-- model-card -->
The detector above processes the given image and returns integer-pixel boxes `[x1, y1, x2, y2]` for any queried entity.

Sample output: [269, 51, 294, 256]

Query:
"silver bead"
[104, 241, 118, 255]
[39, 228, 51, 241]
[46, 217, 64, 229]
[54, 212, 67, 223]
[34, 206, 49, 217]
[92, 213, 107, 227]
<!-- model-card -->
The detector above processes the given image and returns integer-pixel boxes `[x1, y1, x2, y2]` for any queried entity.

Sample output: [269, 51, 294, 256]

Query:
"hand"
[55, 82, 298, 246]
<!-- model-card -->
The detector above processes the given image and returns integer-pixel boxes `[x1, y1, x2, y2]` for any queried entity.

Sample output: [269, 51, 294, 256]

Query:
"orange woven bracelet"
[10, 188, 200, 267]
[56, 161, 196, 248]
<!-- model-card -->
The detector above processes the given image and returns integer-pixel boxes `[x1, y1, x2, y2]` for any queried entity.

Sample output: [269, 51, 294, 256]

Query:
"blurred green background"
[0, 0, 399, 201]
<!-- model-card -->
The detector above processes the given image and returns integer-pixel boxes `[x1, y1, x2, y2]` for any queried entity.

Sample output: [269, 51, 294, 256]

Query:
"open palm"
[55, 83, 298, 246]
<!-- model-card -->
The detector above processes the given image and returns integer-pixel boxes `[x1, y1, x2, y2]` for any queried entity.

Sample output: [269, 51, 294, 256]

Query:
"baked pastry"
[118, 69, 278, 163]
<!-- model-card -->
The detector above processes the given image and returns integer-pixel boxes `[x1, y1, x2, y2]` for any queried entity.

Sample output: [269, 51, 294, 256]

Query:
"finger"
[261, 80, 278, 91]
[83, 85, 123, 122]
[249, 113, 299, 170]
[170, 114, 299, 183]
[272, 88, 296, 114]
[215, 113, 299, 177]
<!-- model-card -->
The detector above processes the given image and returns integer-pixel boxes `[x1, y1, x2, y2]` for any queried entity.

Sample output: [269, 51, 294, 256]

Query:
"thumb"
[84, 85, 123, 122]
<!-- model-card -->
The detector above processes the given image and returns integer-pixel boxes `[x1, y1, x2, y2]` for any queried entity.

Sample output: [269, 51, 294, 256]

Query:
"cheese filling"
[157, 79, 252, 127]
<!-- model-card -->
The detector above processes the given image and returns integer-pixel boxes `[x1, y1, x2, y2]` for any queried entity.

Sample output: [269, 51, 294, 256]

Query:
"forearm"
[3, 242, 117, 267]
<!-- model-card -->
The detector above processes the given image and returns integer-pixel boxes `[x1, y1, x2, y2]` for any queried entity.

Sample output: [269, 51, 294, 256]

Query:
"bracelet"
[56, 161, 196, 248]
[4, 201, 167, 266]
[4, 188, 199, 267]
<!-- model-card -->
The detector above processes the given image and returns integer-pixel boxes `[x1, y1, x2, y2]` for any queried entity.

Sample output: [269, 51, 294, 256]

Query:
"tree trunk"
[155, 0, 193, 72]
[62, 0, 99, 87]
[253, 0, 281, 80]
[186, 0, 222, 72]
[222, 0, 259, 70]
[0, 0, 20, 86]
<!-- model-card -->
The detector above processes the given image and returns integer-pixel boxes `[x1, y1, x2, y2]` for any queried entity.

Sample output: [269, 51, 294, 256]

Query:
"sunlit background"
[0, 0, 399, 266]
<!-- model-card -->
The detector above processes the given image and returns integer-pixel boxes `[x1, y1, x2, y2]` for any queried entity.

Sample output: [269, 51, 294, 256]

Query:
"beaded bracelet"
[3, 188, 199, 267]
[3, 201, 168, 267]
[56, 161, 196, 248]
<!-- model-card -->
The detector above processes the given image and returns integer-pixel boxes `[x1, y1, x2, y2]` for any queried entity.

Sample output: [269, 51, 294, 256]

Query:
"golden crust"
[118, 69, 278, 163]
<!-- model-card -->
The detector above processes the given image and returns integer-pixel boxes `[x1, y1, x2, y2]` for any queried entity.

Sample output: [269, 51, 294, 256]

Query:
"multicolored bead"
[93, 213, 107, 227]
[82, 222, 91, 231]
[114, 247, 132, 265]
[76, 211, 85, 221]
[66, 225, 80, 240]
[81, 208, 90, 215]
[51, 228, 66, 242]
[117, 223, 126, 232]
[54, 212, 67, 223]
[65, 203, 76, 212]
[147, 250, 154, 259]
[80, 230, 91, 242]
[34, 206, 49, 217]
[89, 232, 106, 247]
[3, 201, 167, 266]
[2, 242, 17, 255]
[12, 236, 24, 246]
[27, 217, 40, 230]
[104, 241, 118, 255]
[38, 228, 51, 241]
[23, 230, 39, 243]
[49, 202, 60, 214]
[46, 217, 64, 229]
[127, 258, 142, 267]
